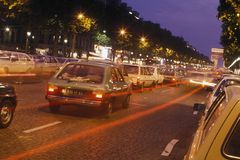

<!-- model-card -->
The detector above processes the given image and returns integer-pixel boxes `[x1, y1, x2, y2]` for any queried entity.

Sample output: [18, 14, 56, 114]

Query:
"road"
[0, 78, 208, 160]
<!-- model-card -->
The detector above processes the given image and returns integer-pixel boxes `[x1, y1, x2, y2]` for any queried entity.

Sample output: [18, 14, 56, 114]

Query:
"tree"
[0, 0, 26, 19]
[218, 0, 240, 66]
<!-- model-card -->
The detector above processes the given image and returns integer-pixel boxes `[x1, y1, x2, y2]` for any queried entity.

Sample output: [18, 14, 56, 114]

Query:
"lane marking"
[161, 89, 171, 93]
[130, 103, 146, 107]
[193, 111, 198, 115]
[23, 121, 62, 134]
[161, 139, 179, 156]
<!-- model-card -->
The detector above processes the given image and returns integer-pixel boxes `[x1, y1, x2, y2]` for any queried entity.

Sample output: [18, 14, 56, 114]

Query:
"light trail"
[5, 86, 202, 160]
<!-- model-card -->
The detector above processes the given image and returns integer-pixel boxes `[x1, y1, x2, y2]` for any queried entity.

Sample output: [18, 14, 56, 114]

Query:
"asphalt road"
[0, 78, 208, 160]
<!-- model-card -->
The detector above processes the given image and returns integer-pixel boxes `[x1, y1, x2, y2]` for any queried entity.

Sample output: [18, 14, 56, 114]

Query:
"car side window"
[114, 68, 124, 82]
[201, 93, 227, 144]
[110, 68, 118, 83]
[10, 54, 18, 62]
[214, 80, 225, 97]
[223, 118, 240, 158]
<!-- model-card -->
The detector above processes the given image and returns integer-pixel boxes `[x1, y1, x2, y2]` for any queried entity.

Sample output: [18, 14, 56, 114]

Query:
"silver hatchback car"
[46, 61, 132, 115]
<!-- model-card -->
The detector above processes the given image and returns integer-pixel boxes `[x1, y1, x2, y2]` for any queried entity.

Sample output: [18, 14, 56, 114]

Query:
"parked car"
[32, 55, 61, 74]
[46, 61, 132, 115]
[123, 64, 156, 89]
[0, 50, 35, 74]
[185, 85, 240, 160]
[147, 66, 164, 85]
[0, 83, 17, 128]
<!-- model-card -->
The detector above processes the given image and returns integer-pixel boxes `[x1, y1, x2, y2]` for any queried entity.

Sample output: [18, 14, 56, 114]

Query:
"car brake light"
[96, 94, 103, 99]
[48, 85, 58, 92]
[93, 91, 104, 99]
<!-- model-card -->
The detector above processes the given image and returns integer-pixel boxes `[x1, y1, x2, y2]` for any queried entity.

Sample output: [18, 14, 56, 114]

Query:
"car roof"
[225, 85, 240, 103]
[66, 60, 115, 68]
[222, 75, 240, 80]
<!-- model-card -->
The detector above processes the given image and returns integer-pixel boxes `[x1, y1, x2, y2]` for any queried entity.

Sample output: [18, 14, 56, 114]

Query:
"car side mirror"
[193, 103, 206, 112]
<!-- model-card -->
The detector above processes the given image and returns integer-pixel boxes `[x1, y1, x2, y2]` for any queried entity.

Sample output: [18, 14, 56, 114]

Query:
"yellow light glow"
[78, 13, 84, 19]
[120, 29, 126, 35]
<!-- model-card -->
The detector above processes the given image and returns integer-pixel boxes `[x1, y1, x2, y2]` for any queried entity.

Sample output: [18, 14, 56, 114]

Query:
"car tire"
[103, 101, 113, 116]
[49, 102, 60, 112]
[122, 94, 130, 109]
[0, 100, 15, 128]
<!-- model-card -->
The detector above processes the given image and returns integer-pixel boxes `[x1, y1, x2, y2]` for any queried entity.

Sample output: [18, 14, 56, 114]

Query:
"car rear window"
[57, 64, 104, 84]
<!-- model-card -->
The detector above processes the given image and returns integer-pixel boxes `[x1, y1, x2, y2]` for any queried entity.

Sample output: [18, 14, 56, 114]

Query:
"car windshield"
[124, 65, 138, 74]
[57, 64, 104, 84]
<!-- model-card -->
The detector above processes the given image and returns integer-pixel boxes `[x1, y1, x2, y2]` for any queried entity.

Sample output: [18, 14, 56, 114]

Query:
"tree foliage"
[218, 0, 240, 66]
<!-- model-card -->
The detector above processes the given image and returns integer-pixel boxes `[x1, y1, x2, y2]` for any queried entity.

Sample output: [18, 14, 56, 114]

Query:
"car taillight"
[93, 91, 105, 99]
[48, 84, 59, 94]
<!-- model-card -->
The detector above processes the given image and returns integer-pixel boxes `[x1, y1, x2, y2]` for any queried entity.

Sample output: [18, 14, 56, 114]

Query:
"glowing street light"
[119, 29, 126, 36]
[5, 27, 10, 32]
[27, 31, 31, 37]
[26, 31, 32, 53]
[140, 37, 146, 42]
[77, 13, 84, 19]
[64, 39, 68, 44]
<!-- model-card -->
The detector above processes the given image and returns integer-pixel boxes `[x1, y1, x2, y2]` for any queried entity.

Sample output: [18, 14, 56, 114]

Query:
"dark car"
[46, 61, 132, 115]
[0, 83, 17, 128]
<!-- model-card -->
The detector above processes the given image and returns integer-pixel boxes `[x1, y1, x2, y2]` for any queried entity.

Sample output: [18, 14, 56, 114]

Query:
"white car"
[33, 55, 61, 74]
[0, 50, 35, 73]
[123, 64, 156, 88]
[147, 66, 164, 84]
[187, 71, 218, 87]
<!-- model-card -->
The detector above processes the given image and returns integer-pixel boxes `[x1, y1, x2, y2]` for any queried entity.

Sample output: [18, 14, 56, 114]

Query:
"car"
[185, 85, 240, 160]
[32, 55, 61, 75]
[205, 75, 240, 108]
[186, 71, 217, 88]
[123, 64, 156, 89]
[147, 66, 164, 85]
[161, 68, 184, 85]
[0, 83, 17, 128]
[0, 50, 35, 74]
[45, 60, 132, 115]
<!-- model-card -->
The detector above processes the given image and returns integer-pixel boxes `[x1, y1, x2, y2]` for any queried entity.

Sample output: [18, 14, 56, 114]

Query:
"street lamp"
[25, 31, 31, 53]
[5, 27, 10, 32]
[140, 37, 146, 42]
[77, 13, 84, 19]
[119, 29, 126, 36]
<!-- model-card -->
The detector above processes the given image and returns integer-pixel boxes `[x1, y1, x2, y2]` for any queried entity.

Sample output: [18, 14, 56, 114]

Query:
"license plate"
[62, 89, 83, 96]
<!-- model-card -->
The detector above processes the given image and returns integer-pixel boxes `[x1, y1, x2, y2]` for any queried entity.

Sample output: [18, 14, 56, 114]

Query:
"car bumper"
[46, 95, 105, 107]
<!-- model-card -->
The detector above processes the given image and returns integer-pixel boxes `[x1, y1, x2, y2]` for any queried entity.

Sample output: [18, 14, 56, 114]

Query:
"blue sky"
[122, 0, 222, 57]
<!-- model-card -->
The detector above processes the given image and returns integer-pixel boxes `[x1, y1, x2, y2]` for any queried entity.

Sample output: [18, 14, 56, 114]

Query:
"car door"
[9, 53, 21, 72]
[114, 67, 129, 102]
[110, 67, 123, 108]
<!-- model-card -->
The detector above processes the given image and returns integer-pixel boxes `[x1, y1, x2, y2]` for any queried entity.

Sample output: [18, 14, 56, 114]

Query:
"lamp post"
[25, 31, 31, 53]
[64, 38, 68, 57]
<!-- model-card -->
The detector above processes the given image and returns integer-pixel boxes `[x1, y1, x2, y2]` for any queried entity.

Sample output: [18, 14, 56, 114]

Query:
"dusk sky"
[122, 0, 222, 57]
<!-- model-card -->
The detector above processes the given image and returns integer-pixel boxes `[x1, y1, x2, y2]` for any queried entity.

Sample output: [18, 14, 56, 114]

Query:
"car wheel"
[0, 100, 14, 128]
[122, 94, 130, 109]
[49, 102, 60, 112]
[104, 101, 113, 116]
